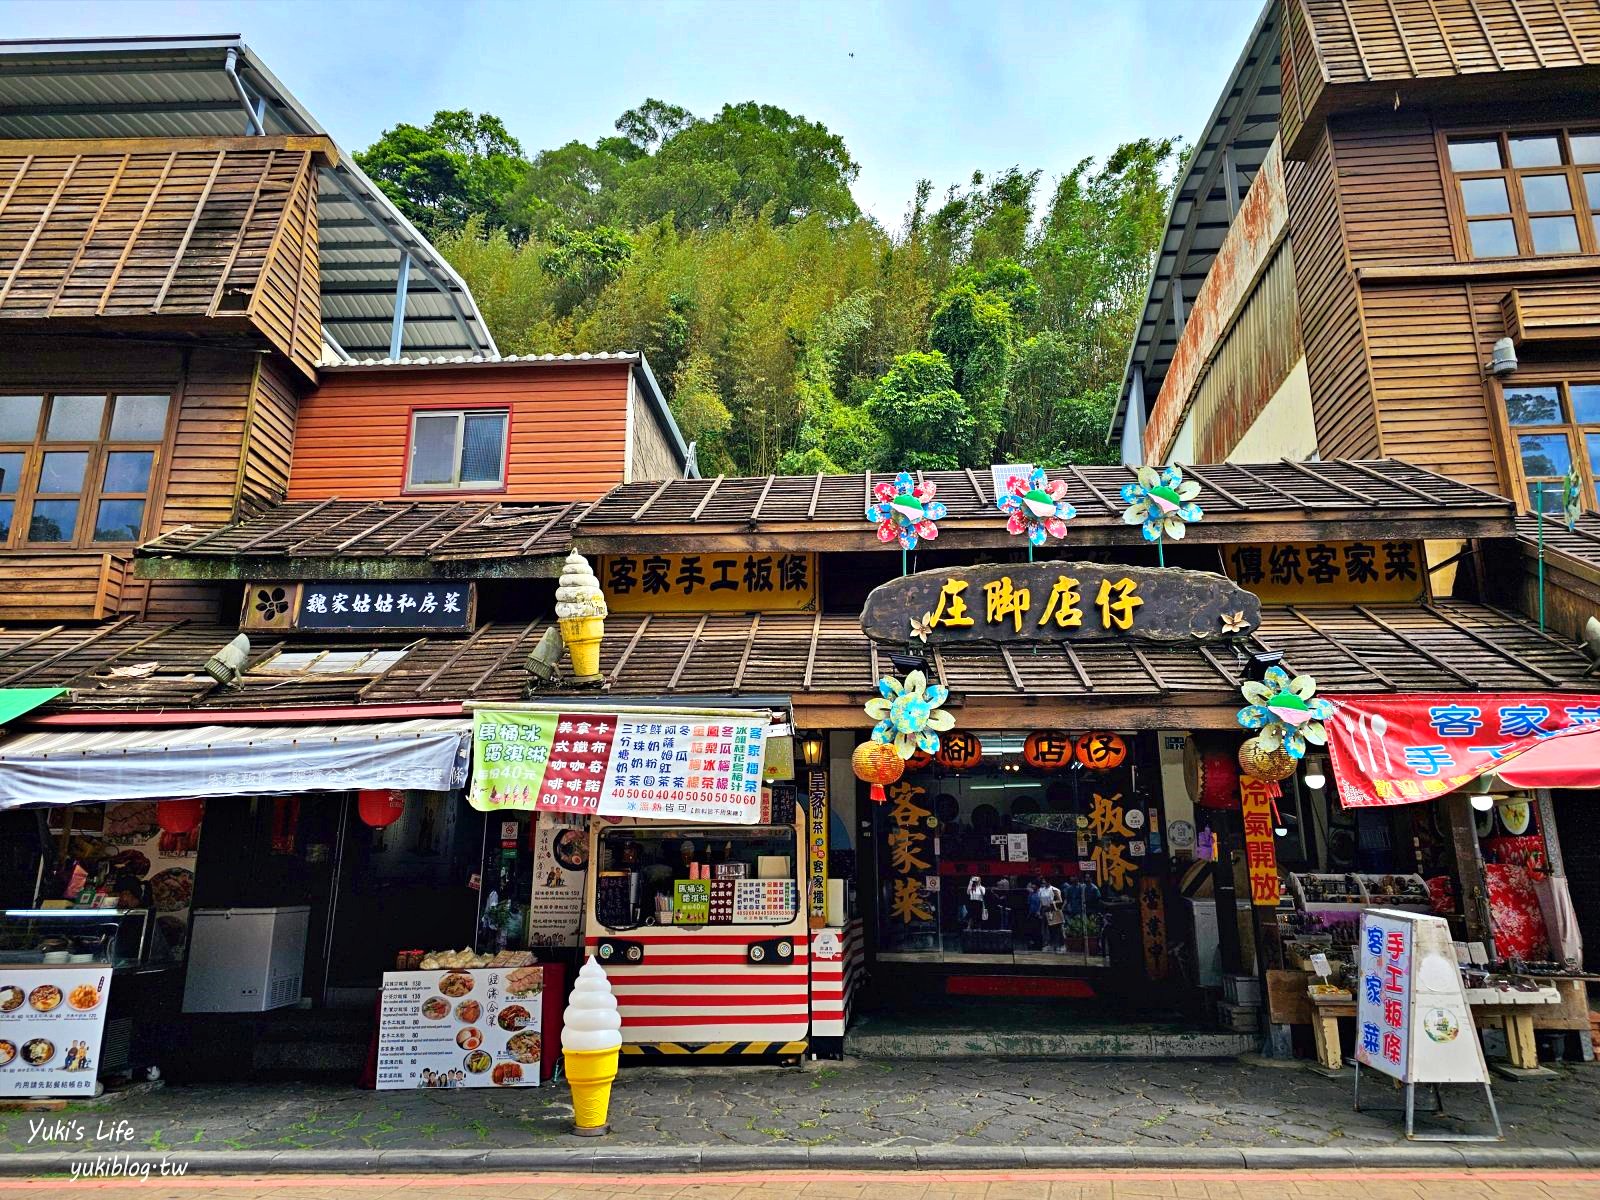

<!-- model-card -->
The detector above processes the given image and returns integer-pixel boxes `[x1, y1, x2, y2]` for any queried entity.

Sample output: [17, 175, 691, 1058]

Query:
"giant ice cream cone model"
[562, 955, 623, 1135]
[555, 552, 608, 680]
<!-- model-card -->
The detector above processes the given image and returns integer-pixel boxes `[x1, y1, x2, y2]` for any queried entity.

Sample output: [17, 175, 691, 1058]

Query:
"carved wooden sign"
[860, 562, 1260, 646]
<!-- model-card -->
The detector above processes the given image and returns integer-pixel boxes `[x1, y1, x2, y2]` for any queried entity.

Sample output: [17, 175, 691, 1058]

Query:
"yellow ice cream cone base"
[559, 616, 605, 679]
[564, 1046, 619, 1135]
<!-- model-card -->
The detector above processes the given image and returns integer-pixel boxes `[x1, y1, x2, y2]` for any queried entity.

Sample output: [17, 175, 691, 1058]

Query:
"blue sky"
[0, 0, 1264, 222]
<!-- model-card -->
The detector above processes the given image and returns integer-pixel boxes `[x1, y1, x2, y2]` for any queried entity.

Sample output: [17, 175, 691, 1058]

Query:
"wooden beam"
[416, 622, 495, 695]
[335, 502, 418, 553]
[748, 475, 777, 526]
[1332, 458, 1443, 504]
[47, 153, 130, 316]
[1281, 605, 1397, 688]
[97, 150, 177, 315]
[1422, 602, 1563, 687]
[1178, 463, 1253, 512]
[802, 611, 823, 692]
[516, 501, 579, 554]
[667, 614, 709, 693]
[732, 614, 761, 692]
[1354, 604, 1480, 687]
[0, 134, 337, 163]
[1383, 0, 1418, 76]
[806, 473, 824, 519]
[1464, 0, 1506, 69]
[208, 148, 278, 315]
[630, 478, 674, 522]
[0, 154, 81, 308]
[394, 500, 474, 553]
[1422, 0, 1461, 70]
[688, 476, 724, 520]
[1279, 458, 1380, 506]
[607, 615, 651, 686]
[464, 621, 542, 694]
[1063, 464, 1121, 514]
[151, 150, 226, 312]
[963, 467, 988, 507]
[0, 616, 139, 687]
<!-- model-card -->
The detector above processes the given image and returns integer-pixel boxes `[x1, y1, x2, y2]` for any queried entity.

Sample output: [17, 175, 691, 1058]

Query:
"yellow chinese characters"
[1038, 576, 1083, 628]
[927, 579, 974, 628]
[886, 781, 934, 924]
[983, 576, 1031, 632]
[1096, 577, 1143, 631]
[1087, 792, 1132, 840]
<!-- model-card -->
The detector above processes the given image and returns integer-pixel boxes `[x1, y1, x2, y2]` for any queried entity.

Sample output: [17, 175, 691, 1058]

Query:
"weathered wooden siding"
[0, 137, 328, 381]
[1284, 127, 1379, 458]
[1501, 282, 1600, 344]
[287, 363, 634, 502]
[1281, 0, 1600, 158]
[0, 336, 291, 622]
[1335, 115, 1456, 266]
[1361, 282, 1504, 487]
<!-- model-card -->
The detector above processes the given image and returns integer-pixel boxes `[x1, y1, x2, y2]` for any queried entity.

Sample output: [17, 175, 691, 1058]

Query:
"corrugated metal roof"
[0, 34, 497, 361]
[1113, 0, 1281, 449]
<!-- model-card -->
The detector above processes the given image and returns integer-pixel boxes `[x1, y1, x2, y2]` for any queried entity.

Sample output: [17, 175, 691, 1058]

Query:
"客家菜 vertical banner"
[469, 710, 770, 824]
[1326, 694, 1600, 808]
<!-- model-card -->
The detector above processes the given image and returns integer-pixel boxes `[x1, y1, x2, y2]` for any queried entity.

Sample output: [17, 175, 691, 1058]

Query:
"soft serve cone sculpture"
[555, 552, 608, 679]
[562, 955, 622, 1134]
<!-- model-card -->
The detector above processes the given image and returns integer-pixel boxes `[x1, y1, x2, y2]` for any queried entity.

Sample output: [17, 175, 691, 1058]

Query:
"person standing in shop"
[1038, 877, 1064, 950]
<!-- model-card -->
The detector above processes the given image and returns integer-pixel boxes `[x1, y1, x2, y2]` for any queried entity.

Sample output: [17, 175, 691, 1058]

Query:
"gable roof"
[0, 34, 496, 362]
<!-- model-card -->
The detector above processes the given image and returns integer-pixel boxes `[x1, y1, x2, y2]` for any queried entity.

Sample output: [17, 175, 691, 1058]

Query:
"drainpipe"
[223, 47, 266, 136]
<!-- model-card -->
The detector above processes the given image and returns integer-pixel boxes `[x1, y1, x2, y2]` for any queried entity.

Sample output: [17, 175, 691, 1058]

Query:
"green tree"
[539, 224, 634, 316]
[865, 352, 975, 472]
[356, 110, 528, 237]
[929, 282, 1014, 463]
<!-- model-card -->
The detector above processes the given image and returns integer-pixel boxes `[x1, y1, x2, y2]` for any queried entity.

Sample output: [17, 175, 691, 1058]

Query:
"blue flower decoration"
[1236, 665, 1333, 760]
[1119, 465, 1203, 544]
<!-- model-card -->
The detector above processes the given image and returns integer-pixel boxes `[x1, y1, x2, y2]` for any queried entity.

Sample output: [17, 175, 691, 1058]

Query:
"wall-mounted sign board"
[240, 581, 476, 634]
[860, 562, 1260, 645]
[1221, 540, 1425, 603]
[598, 553, 817, 613]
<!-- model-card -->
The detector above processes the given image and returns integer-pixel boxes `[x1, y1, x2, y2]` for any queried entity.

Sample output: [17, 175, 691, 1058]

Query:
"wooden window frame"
[1441, 125, 1600, 262]
[1498, 377, 1600, 515]
[401, 405, 511, 495]
[0, 391, 175, 551]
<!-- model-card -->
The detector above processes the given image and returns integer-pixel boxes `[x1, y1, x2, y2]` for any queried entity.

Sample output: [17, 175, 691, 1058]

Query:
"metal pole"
[389, 254, 411, 361]
[1537, 483, 1547, 631]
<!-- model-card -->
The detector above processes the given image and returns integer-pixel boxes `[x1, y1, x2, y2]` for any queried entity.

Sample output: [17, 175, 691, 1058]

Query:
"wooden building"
[1117, 0, 1600, 637]
[0, 38, 690, 626]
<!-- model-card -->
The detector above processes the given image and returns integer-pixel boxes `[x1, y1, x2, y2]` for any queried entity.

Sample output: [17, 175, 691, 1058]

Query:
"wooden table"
[1308, 986, 1562, 1072]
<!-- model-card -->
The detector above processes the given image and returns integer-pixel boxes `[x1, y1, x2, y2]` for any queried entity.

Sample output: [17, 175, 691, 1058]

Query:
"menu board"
[528, 812, 587, 950]
[733, 879, 798, 923]
[1356, 909, 1485, 1085]
[0, 967, 113, 1097]
[377, 967, 543, 1090]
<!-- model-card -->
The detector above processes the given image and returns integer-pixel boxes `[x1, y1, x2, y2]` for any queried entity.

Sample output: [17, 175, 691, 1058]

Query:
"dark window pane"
[1505, 385, 1562, 425]
[1574, 134, 1600, 165]
[1510, 134, 1562, 168]
[92, 498, 145, 542]
[1522, 173, 1574, 213]
[1468, 218, 1518, 257]
[409, 414, 458, 486]
[103, 450, 153, 493]
[0, 452, 22, 496]
[1460, 177, 1510, 215]
[1449, 138, 1502, 171]
[1520, 432, 1573, 478]
[1586, 172, 1600, 210]
[38, 450, 87, 493]
[1531, 215, 1582, 255]
[108, 394, 169, 441]
[28, 499, 78, 542]
[1589, 431, 1600, 474]
[0, 500, 12, 541]
[1572, 384, 1600, 423]
[460, 412, 507, 485]
[44, 395, 104, 441]
[0, 396, 41, 442]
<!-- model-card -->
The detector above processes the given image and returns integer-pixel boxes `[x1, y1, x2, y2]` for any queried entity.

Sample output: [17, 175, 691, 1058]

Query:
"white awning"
[0, 719, 470, 809]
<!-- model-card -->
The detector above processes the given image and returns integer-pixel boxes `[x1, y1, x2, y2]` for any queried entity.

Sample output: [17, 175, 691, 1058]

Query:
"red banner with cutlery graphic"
[1327, 694, 1600, 808]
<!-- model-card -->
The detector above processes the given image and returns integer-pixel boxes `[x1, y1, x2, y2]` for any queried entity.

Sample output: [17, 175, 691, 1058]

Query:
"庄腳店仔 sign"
[859, 562, 1260, 645]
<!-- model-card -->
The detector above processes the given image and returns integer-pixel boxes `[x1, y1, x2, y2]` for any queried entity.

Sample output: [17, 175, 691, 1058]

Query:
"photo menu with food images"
[376, 967, 543, 1089]
[0, 967, 113, 1097]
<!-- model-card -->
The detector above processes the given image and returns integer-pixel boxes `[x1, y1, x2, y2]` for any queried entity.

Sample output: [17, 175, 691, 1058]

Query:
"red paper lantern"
[935, 732, 983, 771]
[1074, 732, 1127, 770]
[1191, 746, 1242, 810]
[1023, 730, 1074, 771]
[157, 798, 204, 835]
[852, 741, 905, 803]
[358, 788, 406, 828]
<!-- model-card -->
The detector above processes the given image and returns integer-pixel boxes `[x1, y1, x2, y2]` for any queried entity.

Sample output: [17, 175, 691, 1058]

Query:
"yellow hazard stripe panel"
[620, 1040, 808, 1056]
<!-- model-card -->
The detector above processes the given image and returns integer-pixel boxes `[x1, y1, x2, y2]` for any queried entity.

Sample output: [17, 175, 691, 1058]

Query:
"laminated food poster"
[0, 967, 112, 1097]
[376, 966, 543, 1090]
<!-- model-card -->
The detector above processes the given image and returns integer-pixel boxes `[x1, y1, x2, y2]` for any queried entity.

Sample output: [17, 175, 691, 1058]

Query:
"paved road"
[2, 1170, 1600, 1199]
[4, 1058, 1593, 1157]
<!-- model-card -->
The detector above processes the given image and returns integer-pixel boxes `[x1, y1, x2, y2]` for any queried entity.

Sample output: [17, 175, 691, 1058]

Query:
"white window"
[252, 648, 408, 677]
[407, 409, 508, 491]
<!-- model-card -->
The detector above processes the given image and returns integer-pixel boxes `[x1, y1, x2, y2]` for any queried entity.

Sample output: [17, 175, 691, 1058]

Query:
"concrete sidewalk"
[4, 1056, 1599, 1173]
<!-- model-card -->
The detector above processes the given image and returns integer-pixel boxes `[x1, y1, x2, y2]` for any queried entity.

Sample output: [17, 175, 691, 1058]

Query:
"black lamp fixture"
[799, 731, 826, 768]
[887, 650, 929, 674]
[1244, 650, 1284, 683]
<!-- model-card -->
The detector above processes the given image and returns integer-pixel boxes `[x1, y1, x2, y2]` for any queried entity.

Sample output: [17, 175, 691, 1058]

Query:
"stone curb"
[2, 1143, 1598, 1175]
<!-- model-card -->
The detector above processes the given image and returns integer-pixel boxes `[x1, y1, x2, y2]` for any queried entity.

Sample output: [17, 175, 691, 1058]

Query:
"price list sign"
[377, 967, 543, 1090]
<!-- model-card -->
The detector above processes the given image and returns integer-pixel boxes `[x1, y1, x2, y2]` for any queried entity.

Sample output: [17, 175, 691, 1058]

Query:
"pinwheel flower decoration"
[1120, 465, 1203, 544]
[997, 467, 1077, 546]
[866, 472, 947, 550]
[864, 670, 956, 759]
[1236, 665, 1332, 760]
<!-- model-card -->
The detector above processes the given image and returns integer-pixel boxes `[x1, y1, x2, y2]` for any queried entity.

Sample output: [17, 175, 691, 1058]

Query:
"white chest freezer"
[184, 906, 309, 1012]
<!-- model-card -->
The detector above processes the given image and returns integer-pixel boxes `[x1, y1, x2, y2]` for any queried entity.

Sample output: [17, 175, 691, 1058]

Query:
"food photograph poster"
[376, 965, 543, 1090]
[0, 968, 112, 1097]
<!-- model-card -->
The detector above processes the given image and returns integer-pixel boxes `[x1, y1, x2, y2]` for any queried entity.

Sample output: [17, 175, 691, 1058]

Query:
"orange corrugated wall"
[286, 363, 632, 502]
